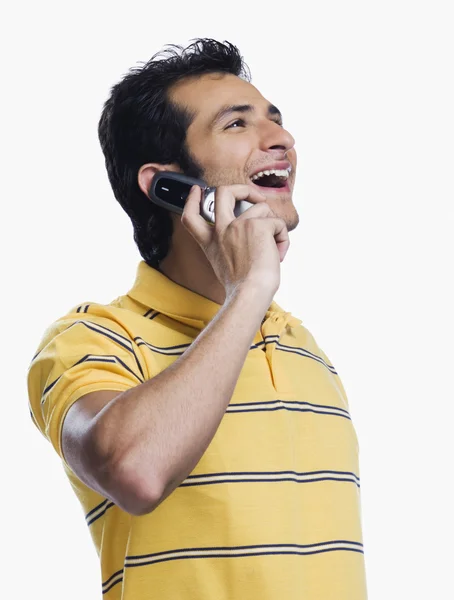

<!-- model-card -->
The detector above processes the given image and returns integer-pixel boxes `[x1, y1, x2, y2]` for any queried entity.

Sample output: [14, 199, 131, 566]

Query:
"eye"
[225, 118, 246, 129]
[225, 117, 284, 129]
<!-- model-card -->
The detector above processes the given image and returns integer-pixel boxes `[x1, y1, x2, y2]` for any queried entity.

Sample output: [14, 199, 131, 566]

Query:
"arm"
[63, 283, 271, 516]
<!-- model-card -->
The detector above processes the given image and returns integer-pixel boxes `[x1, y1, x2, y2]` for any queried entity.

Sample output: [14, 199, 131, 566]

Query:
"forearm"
[91, 283, 271, 514]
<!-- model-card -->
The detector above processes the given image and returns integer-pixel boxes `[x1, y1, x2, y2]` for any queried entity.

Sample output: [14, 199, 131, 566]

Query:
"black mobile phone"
[148, 172, 253, 224]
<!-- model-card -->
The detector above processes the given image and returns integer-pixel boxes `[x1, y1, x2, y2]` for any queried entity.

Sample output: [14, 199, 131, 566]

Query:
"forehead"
[169, 73, 268, 125]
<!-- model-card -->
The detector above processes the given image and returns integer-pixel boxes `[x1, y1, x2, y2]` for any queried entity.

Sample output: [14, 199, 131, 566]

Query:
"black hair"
[98, 38, 251, 269]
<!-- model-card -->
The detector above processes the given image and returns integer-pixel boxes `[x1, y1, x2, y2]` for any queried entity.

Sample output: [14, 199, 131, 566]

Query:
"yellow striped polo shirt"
[27, 260, 368, 599]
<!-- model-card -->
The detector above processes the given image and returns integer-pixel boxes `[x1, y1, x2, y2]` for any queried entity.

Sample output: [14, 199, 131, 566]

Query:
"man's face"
[169, 73, 299, 232]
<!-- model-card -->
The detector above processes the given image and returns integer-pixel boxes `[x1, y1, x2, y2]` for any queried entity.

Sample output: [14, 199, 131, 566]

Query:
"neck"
[157, 220, 226, 306]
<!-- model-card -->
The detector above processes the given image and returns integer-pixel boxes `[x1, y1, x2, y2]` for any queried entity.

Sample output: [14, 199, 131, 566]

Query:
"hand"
[181, 184, 290, 300]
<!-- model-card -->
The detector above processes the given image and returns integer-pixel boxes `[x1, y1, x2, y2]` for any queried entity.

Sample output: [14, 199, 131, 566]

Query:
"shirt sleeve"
[317, 346, 351, 411]
[27, 313, 146, 469]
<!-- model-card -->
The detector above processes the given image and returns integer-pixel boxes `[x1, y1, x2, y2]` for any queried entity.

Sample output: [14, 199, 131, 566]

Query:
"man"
[28, 39, 368, 599]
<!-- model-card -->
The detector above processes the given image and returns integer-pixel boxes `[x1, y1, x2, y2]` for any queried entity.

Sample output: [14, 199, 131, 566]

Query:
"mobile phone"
[148, 171, 253, 224]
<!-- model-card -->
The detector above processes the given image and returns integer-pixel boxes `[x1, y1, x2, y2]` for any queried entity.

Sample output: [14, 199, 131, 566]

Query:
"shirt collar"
[127, 261, 301, 331]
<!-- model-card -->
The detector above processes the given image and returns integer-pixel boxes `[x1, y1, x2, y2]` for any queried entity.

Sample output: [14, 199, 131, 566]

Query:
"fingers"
[267, 217, 290, 262]
[180, 185, 212, 247]
[181, 183, 288, 262]
[214, 185, 267, 229]
[234, 200, 274, 221]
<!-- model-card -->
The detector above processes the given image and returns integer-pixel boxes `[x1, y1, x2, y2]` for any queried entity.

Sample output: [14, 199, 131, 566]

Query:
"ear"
[138, 163, 181, 198]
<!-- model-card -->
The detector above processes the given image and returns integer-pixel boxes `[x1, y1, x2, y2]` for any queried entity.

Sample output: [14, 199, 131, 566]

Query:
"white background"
[2, 1, 453, 598]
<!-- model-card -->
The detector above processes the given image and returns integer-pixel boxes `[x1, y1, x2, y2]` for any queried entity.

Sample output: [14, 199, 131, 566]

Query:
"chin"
[262, 193, 300, 232]
[285, 211, 300, 233]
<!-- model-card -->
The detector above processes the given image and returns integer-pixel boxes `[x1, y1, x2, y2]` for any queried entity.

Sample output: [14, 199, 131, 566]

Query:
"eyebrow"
[209, 103, 283, 128]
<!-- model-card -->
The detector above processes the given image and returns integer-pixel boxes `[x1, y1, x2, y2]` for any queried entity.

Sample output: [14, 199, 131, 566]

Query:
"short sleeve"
[317, 346, 351, 411]
[27, 314, 146, 466]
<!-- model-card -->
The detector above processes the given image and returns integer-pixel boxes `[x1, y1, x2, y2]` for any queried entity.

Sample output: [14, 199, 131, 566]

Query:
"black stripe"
[114, 355, 143, 383]
[128, 539, 364, 560]
[102, 568, 124, 592]
[227, 399, 350, 418]
[29, 408, 39, 428]
[65, 321, 133, 352]
[277, 345, 337, 373]
[278, 340, 331, 363]
[31, 349, 41, 362]
[135, 332, 336, 374]
[42, 374, 63, 396]
[76, 306, 81, 313]
[42, 353, 143, 402]
[226, 406, 351, 421]
[126, 540, 364, 565]
[185, 469, 359, 480]
[143, 309, 161, 320]
[86, 357, 116, 363]
[84, 304, 89, 313]
[130, 546, 364, 568]
[181, 469, 360, 486]
[75, 354, 143, 383]
[250, 340, 266, 350]
[250, 337, 337, 373]
[231, 399, 349, 414]
[257, 337, 336, 373]
[31, 322, 146, 380]
[71, 319, 132, 345]
[83, 354, 143, 384]
[132, 352, 145, 380]
[66, 320, 145, 380]
[227, 405, 351, 420]
[103, 577, 123, 594]
[87, 501, 115, 526]
[137, 345, 186, 357]
[86, 499, 109, 519]
[135, 337, 191, 355]
[135, 337, 191, 351]
[181, 476, 360, 488]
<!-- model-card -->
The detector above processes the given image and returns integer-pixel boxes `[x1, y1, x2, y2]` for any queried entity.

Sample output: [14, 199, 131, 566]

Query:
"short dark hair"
[98, 38, 251, 269]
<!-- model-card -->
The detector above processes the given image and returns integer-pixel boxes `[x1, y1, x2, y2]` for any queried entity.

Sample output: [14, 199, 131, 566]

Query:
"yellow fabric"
[28, 261, 368, 599]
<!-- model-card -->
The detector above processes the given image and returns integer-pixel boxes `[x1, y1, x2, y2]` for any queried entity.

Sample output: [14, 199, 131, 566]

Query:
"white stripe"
[277, 345, 335, 371]
[77, 321, 133, 350]
[126, 541, 363, 567]
[227, 400, 348, 417]
[136, 337, 188, 354]
[183, 471, 359, 486]
[281, 400, 346, 415]
[102, 572, 123, 591]
[41, 355, 120, 406]
[86, 355, 117, 364]
[258, 337, 335, 372]
[86, 504, 108, 523]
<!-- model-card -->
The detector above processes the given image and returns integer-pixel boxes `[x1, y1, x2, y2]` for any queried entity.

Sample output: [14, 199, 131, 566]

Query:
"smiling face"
[169, 72, 299, 232]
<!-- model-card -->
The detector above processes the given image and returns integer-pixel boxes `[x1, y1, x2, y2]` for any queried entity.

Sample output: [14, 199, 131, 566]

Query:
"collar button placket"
[260, 313, 293, 394]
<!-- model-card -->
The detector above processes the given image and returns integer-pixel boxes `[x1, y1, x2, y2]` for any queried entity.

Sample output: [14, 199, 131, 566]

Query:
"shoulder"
[33, 300, 136, 357]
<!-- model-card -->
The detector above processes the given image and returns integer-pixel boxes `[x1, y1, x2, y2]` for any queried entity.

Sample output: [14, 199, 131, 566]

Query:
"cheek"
[200, 137, 252, 172]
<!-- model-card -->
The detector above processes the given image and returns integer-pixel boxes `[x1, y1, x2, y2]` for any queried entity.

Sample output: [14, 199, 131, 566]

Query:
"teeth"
[251, 168, 290, 181]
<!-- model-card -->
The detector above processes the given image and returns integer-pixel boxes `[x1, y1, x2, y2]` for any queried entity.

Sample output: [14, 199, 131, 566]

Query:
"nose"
[260, 119, 295, 154]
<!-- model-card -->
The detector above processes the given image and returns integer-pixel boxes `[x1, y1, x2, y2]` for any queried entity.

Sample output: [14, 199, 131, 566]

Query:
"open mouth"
[250, 168, 291, 191]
